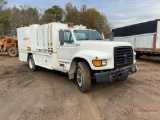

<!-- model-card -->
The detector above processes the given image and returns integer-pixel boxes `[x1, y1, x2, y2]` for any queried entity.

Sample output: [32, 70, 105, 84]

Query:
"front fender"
[71, 50, 113, 70]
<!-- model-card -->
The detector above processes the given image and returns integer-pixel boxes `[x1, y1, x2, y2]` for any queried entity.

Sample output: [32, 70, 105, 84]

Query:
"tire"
[28, 55, 38, 71]
[8, 47, 18, 57]
[136, 53, 141, 59]
[117, 76, 128, 81]
[76, 62, 91, 93]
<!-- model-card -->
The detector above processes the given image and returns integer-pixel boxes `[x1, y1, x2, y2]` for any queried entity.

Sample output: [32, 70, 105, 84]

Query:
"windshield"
[74, 30, 103, 41]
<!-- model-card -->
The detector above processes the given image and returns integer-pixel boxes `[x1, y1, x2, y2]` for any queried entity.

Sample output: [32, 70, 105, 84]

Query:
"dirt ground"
[0, 54, 160, 120]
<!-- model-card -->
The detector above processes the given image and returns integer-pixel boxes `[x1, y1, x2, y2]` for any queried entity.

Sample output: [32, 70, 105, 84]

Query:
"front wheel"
[28, 55, 38, 71]
[76, 62, 91, 93]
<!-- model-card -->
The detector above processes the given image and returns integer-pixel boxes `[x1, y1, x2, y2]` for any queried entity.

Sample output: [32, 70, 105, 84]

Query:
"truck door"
[57, 30, 75, 62]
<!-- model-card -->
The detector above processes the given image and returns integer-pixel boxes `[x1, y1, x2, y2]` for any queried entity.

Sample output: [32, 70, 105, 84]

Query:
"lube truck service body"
[111, 19, 160, 58]
[17, 22, 137, 92]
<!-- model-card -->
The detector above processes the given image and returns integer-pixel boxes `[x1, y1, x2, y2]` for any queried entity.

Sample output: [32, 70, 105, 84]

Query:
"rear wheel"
[8, 47, 18, 57]
[28, 55, 38, 71]
[76, 62, 91, 93]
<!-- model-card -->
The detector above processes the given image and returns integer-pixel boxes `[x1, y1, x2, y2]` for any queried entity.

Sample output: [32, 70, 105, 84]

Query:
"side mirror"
[101, 33, 105, 39]
[60, 42, 64, 46]
[109, 32, 114, 41]
[59, 30, 64, 45]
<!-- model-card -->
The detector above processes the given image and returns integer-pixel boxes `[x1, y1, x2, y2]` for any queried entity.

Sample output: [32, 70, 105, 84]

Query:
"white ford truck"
[17, 23, 137, 92]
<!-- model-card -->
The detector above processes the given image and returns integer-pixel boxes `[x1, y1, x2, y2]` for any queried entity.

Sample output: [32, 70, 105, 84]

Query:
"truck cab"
[17, 23, 137, 92]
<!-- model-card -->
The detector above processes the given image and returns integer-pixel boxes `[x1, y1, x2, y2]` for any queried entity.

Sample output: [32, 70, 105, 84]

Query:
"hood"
[77, 40, 132, 52]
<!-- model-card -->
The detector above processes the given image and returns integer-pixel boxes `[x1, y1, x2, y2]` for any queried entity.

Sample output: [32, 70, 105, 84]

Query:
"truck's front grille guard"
[114, 46, 133, 68]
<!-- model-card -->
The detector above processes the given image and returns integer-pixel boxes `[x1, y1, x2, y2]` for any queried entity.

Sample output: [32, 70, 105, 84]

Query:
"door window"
[59, 30, 74, 43]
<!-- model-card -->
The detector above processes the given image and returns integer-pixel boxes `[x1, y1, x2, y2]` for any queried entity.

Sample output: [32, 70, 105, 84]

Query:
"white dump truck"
[111, 19, 160, 58]
[17, 22, 137, 92]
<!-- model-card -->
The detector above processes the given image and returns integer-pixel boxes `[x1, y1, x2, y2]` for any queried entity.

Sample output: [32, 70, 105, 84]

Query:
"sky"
[7, 0, 160, 28]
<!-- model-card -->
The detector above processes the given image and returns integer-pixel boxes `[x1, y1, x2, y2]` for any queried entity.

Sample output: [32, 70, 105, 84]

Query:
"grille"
[114, 46, 133, 68]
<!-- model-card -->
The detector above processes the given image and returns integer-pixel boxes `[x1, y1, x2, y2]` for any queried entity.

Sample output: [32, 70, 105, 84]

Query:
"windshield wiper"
[94, 38, 103, 40]
[78, 38, 89, 40]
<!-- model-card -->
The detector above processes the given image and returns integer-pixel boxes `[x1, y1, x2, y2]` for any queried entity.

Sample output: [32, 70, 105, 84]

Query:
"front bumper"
[94, 64, 137, 83]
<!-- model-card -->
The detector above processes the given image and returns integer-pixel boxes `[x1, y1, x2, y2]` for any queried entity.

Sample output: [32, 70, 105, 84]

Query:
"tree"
[0, 9, 12, 35]
[19, 5, 40, 26]
[0, 0, 12, 35]
[80, 7, 110, 38]
[10, 5, 40, 35]
[101, 15, 111, 38]
[64, 3, 111, 38]
[10, 6, 22, 35]
[40, 11, 56, 24]
[41, 5, 63, 24]
[0, 0, 7, 10]
[0, 1, 111, 38]
[65, 3, 81, 24]
[80, 5, 87, 26]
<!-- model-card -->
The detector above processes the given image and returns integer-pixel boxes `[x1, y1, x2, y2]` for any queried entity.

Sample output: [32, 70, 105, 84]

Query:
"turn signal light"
[92, 60, 107, 67]
[92, 60, 102, 67]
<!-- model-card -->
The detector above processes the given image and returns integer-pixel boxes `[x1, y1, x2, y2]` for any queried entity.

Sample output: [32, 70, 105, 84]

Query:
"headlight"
[92, 60, 107, 67]
[134, 52, 136, 60]
[102, 60, 107, 66]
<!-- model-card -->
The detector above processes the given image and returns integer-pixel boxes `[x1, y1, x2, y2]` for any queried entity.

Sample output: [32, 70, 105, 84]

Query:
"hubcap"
[11, 50, 15, 54]
[77, 68, 83, 86]
[29, 58, 33, 69]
